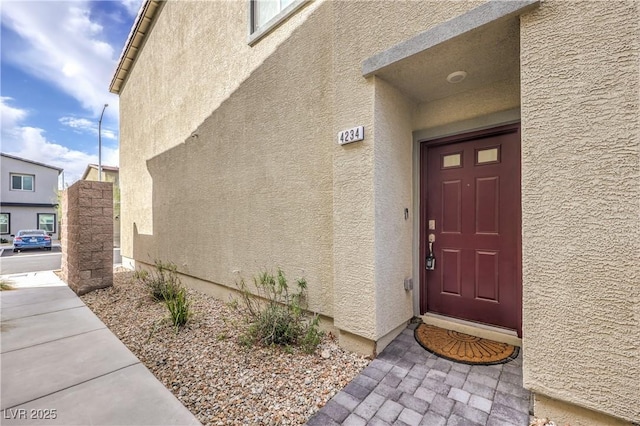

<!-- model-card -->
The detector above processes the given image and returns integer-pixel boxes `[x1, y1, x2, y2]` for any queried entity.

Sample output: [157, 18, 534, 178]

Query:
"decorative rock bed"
[80, 270, 370, 425]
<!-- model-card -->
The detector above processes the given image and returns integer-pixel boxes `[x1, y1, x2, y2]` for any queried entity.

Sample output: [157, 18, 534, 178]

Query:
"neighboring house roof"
[0, 152, 63, 173]
[109, 0, 164, 94]
[81, 164, 119, 180]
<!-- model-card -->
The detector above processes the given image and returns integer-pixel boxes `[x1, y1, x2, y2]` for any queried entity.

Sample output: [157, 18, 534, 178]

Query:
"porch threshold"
[420, 312, 521, 347]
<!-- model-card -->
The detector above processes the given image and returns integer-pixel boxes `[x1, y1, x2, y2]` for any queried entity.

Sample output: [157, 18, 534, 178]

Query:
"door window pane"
[442, 153, 462, 169]
[476, 147, 500, 164]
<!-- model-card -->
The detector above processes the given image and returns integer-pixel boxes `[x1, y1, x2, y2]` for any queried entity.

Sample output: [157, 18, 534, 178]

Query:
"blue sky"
[1, 0, 142, 185]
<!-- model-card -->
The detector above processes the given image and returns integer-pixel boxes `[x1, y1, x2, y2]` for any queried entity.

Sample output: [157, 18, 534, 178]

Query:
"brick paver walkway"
[307, 324, 530, 426]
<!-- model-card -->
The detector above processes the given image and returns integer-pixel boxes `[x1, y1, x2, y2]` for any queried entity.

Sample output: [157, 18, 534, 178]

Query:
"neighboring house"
[81, 164, 120, 247]
[110, 1, 639, 425]
[0, 153, 63, 240]
[81, 163, 120, 186]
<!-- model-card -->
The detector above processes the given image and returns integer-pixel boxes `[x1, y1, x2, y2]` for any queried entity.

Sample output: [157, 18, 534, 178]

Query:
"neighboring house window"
[38, 213, 56, 233]
[10, 174, 34, 191]
[0, 213, 9, 234]
[249, 0, 305, 44]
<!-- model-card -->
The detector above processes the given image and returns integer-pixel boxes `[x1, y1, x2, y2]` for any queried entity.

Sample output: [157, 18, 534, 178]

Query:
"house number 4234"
[337, 126, 364, 145]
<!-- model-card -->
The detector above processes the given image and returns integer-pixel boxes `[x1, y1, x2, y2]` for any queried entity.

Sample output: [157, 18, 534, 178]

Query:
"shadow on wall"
[132, 3, 335, 308]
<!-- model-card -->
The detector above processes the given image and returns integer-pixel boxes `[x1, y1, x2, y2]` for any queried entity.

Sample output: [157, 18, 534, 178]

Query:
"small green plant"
[0, 238, 8, 244]
[134, 260, 182, 302]
[164, 286, 191, 331]
[134, 260, 191, 331]
[300, 315, 323, 353]
[0, 280, 14, 291]
[232, 268, 323, 353]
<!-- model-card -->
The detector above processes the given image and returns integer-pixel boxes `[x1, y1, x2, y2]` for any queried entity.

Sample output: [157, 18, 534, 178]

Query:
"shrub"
[134, 260, 191, 331]
[0, 280, 14, 291]
[233, 268, 323, 353]
[165, 286, 191, 330]
[300, 315, 323, 354]
[134, 260, 182, 302]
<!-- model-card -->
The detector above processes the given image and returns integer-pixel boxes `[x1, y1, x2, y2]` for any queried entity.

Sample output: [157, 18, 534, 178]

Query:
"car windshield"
[18, 230, 46, 236]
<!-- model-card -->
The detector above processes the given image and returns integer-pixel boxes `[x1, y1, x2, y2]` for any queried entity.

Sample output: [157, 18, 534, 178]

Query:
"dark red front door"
[420, 124, 522, 334]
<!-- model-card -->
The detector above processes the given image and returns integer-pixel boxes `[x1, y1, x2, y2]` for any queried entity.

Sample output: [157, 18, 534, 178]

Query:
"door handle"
[426, 239, 436, 270]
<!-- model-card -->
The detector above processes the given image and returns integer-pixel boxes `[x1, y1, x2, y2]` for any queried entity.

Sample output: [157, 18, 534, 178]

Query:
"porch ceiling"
[362, 0, 539, 104]
[376, 18, 519, 104]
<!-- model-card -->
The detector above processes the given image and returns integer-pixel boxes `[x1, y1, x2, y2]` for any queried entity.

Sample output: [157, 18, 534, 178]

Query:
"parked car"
[12, 230, 52, 252]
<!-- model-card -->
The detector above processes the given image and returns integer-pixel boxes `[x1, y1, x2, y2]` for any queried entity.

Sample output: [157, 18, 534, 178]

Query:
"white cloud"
[59, 117, 94, 129]
[0, 96, 28, 129]
[1, 98, 118, 186]
[0, 1, 120, 119]
[59, 116, 117, 140]
[120, 0, 144, 17]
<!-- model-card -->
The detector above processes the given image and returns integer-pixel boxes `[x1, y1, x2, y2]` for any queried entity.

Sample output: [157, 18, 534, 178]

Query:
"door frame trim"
[412, 117, 522, 335]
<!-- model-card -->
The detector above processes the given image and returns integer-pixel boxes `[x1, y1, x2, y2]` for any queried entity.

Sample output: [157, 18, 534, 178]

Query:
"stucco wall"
[373, 78, 415, 338]
[84, 168, 119, 185]
[412, 77, 520, 131]
[520, 1, 639, 422]
[119, 0, 484, 345]
[120, 1, 335, 316]
[119, 0, 325, 254]
[330, 0, 483, 344]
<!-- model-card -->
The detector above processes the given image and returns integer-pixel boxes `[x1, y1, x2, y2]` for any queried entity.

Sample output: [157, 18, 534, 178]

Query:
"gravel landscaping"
[80, 270, 370, 425]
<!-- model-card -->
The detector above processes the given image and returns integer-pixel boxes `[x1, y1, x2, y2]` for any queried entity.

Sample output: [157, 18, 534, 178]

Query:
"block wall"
[62, 181, 113, 295]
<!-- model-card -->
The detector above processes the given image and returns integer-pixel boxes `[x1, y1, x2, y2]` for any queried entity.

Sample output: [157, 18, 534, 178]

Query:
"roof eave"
[1, 152, 64, 173]
[109, 0, 164, 95]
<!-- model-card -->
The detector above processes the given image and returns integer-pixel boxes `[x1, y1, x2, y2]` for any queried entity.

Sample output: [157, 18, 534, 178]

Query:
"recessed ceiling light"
[447, 71, 467, 84]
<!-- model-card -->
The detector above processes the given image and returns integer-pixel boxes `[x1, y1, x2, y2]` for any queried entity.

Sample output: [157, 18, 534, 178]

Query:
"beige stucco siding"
[120, 0, 484, 343]
[120, 1, 335, 316]
[373, 78, 415, 338]
[331, 0, 484, 343]
[84, 168, 119, 184]
[521, 1, 640, 422]
[115, 0, 640, 420]
[412, 77, 520, 131]
[118, 0, 324, 256]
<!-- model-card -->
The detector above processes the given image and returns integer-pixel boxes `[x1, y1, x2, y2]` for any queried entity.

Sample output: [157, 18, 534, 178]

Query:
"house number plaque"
[337, 126, 364, 145]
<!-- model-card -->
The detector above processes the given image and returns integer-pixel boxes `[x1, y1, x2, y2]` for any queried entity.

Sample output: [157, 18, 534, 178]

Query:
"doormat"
[414, 323, 519, 365]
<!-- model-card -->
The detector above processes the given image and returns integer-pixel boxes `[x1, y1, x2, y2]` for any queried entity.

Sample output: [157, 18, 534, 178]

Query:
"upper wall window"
[249, 0, 306, 45]
[11, 174, 34, 191]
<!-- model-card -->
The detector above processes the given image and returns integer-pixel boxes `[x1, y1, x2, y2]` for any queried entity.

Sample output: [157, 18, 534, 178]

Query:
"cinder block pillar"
[62, 181, 113, 295]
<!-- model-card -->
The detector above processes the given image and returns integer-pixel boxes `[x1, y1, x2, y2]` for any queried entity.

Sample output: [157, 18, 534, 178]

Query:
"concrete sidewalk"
[0, 271, 200, 425]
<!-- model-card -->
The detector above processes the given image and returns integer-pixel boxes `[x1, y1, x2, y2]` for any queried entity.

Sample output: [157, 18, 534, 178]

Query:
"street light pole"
[98, 103, 109, 182]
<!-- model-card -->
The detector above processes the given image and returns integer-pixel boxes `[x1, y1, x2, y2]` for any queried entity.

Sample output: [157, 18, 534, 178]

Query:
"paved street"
[0, 250, 62, 275]
[0, 247, 121, 275]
